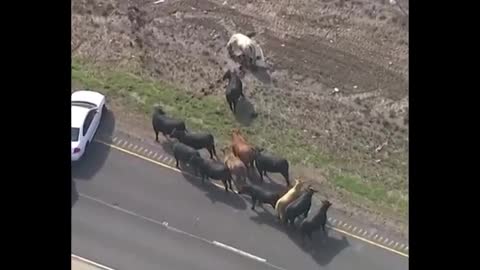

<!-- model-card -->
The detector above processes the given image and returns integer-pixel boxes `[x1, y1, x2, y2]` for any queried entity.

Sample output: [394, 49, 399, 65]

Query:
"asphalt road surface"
[72, 142, 408, 270]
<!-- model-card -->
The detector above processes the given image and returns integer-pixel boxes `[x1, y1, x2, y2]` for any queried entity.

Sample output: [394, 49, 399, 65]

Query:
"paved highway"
[72, 141, 408, 270]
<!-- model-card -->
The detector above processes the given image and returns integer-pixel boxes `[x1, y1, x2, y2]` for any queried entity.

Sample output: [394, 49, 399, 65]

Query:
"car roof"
[71, 90, 104, 105]
[71, 105, 91, 128]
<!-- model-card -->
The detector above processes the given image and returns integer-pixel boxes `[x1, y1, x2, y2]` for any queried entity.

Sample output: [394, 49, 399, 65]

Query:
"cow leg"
[228, 176, 233, 191]
[232, 99, 238, 113]
[211, 144, 218, 159]
[289, 217, 295, 226]
[256, 166, 264, 182]
[175, 158, 179, 169]
[251, 197, 257, 210]
[281, 171, 290, 186]
[155, 131, 159, 142]
[222, 179, 228, 192]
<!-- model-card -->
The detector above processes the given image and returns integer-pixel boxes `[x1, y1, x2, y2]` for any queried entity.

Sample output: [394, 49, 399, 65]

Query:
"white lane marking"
[212, 241, 267, 263]
[116, 139, 123, 146]
[352, 227, 357, 233]
[78, 193, 282, 268]
[71, 254, 116, 270]
[121, 141, 128, 147]
[400, 243, 405, 249]
[389, 240, 395, 246]
[152, 152, 158, 159]
[132, 145, 138, 151]
[148, 150, 153, 156]
[162, 156, 169, 162]
[128, 143, 134, 149]
[112, 137, 118, 143]
[362, 230, 368, 236]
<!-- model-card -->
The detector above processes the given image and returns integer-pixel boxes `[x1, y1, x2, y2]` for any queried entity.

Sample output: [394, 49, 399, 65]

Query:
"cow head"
[153, 105, 165, 115]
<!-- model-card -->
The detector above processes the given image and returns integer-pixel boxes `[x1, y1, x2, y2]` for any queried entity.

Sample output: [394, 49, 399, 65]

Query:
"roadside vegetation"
[72, 58, 408, 219]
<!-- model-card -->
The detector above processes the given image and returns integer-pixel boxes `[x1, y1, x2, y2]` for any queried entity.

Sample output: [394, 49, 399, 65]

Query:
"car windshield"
[72, 127, 80, 142]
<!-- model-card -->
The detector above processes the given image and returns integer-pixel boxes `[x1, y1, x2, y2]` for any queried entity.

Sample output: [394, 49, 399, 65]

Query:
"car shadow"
[179, 164, 247, 211]
[249, 209, 349, 267]
[233, 97, 257, 126]
[72, 179, 78, 208]
[72, 108, 115, 181]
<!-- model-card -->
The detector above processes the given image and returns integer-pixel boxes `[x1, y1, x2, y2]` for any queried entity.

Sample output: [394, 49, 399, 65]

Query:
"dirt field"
[72, 0, 408, 236]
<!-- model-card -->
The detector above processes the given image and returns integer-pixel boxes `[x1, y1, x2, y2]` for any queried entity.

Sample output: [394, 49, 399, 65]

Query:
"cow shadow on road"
[179, 165, 247, 211]
[72, 108, 116, 181]
[249, 209, 349, 267]
[247, 169, 289, 191]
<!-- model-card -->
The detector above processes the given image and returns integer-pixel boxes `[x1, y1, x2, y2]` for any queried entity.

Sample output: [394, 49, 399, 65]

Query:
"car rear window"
[72, 127, 80, 142]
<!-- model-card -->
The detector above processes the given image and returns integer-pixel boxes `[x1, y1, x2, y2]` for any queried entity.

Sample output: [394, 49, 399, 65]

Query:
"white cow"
[226, 32, 265, 69]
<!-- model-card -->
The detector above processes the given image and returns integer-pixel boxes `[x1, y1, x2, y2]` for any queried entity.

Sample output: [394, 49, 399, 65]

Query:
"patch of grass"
[72, 58, 408, 216]
[333, 173, 408, 216]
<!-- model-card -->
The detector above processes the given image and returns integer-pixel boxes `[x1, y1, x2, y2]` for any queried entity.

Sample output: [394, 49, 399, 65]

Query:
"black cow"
[299, 200, 332, 243]
[170, 129, 217, 159]
[284, 187, 317, 226]
[237, 184, 288, 211]
[222, 69, 244, 113]
[152, 106, 187, 142]
[190, 156, 233, 192]
[172, 141, 200, 169]
[254, 148, 290, 186]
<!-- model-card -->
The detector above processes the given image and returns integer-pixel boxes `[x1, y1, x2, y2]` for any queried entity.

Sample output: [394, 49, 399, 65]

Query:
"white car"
[71, 90, 106, 161]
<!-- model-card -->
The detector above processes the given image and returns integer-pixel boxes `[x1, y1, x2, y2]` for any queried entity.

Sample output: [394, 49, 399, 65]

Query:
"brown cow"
[230, 128, 256, 169]
[222, 147, 248, 190]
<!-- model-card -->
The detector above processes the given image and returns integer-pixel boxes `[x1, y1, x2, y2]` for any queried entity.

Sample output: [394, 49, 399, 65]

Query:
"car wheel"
[102, 104, 107, 113]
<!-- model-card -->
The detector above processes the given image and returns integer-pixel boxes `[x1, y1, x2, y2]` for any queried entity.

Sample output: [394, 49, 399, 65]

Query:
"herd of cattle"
[151, 56, 332, 244]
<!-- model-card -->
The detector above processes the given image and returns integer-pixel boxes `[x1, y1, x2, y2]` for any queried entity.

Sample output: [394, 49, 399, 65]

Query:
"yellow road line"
[96, 140, 409, 258]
